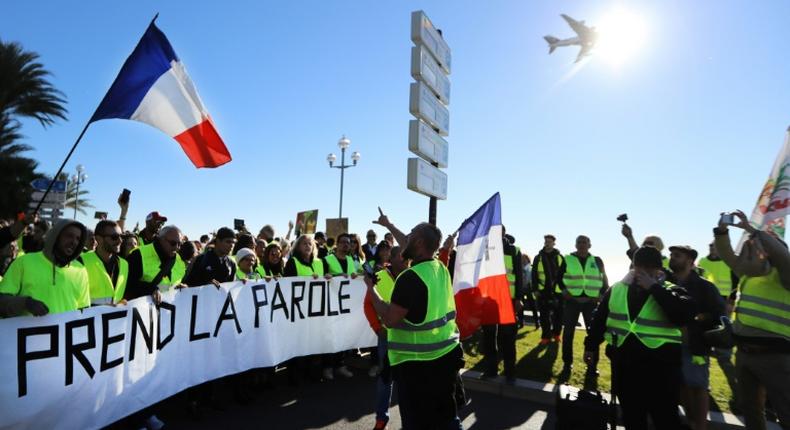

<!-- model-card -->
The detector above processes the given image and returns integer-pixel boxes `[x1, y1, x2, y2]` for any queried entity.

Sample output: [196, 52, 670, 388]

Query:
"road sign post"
[408, 11, 451, 226]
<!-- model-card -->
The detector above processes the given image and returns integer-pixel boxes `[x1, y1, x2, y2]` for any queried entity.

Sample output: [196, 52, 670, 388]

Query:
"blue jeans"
[376, 334, 393, 422]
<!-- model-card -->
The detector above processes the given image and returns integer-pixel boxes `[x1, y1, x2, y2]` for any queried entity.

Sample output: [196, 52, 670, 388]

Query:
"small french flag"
[452, 193, 515, 338]
[90, 20, 231, 168]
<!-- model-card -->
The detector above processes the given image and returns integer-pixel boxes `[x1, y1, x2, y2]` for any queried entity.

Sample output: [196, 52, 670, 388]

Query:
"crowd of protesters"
[0, 189, 788, 430]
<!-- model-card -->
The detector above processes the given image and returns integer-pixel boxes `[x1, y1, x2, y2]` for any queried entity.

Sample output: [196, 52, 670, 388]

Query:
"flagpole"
[33, 13, 160, 215]
[33, 121, 92, 214]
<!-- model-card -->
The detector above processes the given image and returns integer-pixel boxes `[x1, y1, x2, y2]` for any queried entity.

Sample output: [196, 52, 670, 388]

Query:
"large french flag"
[453, 193, 515, 338]
[90, 20, 231, 168]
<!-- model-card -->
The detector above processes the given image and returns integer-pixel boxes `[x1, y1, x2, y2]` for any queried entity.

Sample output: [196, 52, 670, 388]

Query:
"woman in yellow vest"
[234, 248, 260, 281]
[283, 235, 327, 278]
[583, 246, 695, 430]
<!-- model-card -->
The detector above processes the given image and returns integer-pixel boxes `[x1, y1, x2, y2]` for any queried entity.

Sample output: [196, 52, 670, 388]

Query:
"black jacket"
[183, 250, 236, 287]
[125, 240, 180, 299]
[585, 281, 695, 365]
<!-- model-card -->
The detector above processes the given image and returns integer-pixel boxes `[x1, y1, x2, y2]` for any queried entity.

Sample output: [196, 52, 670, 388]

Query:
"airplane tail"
[544, 35, 559, 54]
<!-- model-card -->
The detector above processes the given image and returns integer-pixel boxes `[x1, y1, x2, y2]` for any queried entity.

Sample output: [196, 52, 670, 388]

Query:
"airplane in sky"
[544, 14, 598, 63]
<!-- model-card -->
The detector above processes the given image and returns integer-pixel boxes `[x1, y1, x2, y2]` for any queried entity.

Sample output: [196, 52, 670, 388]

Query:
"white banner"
[0, 277, 376, 430]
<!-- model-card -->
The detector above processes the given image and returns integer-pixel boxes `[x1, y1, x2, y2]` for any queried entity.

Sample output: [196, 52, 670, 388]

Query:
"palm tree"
[59, 172, 93, 216]
[0, 39, 67, 219]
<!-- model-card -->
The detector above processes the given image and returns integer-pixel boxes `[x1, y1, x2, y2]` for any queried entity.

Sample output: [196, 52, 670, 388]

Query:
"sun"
[594, 8, 649, 67]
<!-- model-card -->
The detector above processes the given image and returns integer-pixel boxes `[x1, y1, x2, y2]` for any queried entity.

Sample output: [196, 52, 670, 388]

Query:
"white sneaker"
[144, 415, 165, 430]
[322, 367, 334, 381]
[337, 365, 353, 378]
[368, 365, 380, 377]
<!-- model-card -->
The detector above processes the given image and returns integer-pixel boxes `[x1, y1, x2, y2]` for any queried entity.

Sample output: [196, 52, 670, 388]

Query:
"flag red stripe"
[454, 274, 514, 339]
[173, 118, 232, 168]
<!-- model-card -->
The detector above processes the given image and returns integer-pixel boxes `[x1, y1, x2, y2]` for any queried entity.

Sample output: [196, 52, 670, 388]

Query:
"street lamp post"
[327, 135, 361, 219]
[71, 164, 87, 219]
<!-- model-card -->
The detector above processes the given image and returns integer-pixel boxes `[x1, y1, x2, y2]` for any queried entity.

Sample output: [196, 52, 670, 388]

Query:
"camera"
[617, 213, 628, 223]
[719, 213, 735, 226]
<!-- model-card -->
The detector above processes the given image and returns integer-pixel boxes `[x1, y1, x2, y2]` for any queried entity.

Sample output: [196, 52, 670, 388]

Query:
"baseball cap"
[669, 245, 698, 261]
[146, 211, 167, 222]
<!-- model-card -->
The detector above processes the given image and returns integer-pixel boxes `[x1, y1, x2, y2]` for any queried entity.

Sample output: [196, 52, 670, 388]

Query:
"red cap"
[146, 211, 167, 222]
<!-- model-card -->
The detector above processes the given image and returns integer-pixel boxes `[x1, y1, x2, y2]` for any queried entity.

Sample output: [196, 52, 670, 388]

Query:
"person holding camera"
[714, 210, 790, 429]
[583, 246, 695, 429]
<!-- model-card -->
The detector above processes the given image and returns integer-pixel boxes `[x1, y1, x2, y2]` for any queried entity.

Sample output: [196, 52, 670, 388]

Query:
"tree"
[0, 39, 67, 219]
[61, 171, 93, 216]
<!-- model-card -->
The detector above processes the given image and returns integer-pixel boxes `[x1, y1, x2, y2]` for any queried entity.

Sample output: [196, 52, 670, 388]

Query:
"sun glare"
[595, 8, 649, 67]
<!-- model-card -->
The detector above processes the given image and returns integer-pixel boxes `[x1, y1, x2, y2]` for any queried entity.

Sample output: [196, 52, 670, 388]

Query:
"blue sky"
[4, 1, 790, 279]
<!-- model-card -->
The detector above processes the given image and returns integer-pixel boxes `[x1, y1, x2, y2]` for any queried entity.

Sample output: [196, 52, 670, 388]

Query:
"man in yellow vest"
[697, 242, 739, 306]
[713, 210, 790, 429]
[0, 219, 90, 316]
[557, 235, 608, 376]
[80, 220, 128, 305]
[583, 246, 695, 429]
[481, 230, 523, 383]
[366, 222, 462, 430]
[532, 234, 565, 344]
[124, 225, 186, 304]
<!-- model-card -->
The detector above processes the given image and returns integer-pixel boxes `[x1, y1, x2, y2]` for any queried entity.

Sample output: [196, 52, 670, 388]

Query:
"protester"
[235, 247, 259, 281]
[0, 219, 89, 316]
[384, 232, 395, 247]
[367, 222, 463, 430]
[350, 233, 365, 269]
[371, 240, 392, 271]
[315, 232, 330, 259]
[325, 234, 358, 277]
[557, 235, 608, 376]
[258, 224, 275, 244]
[81, 220, 128, 305]
[124, 225, 187, 303]
[363, 229, 378, 261]
[21, 219, 49, 254]
[0, 239, 17, 278]
[199, 234, 210, 247]
[481, 229, 523, 383]
[363, 245, 408, 430]
[622, 223, 669, 269]
[667, 245, 724, 430]
[714, 210, 790, 429]
[322, 233, 357, 380]
[283, 234, 325, 278]
[137, 211, 167, 246]
[260, 242, 284, 278]
[184, 227, 237, 288]
[533, 234, 564, 344]
[84, 228, 97, 252]
[697, 241, 739, 307]
[584, 246, 695, 429]
[0, 212, 34, 249]
[120, 233, 138, 259]
[233, 233, 255, 257]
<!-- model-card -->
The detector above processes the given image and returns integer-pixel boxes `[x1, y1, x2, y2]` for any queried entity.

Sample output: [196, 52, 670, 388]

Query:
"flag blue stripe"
[90, 22, 179, 122]
[457, 193, 501, 246]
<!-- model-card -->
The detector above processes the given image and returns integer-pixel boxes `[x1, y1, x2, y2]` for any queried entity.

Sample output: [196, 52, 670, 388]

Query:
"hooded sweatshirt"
[0, 219, 90, 316]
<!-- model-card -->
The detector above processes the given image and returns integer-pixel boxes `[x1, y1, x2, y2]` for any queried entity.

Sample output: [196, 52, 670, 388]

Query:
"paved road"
[158, 371, 556, 430]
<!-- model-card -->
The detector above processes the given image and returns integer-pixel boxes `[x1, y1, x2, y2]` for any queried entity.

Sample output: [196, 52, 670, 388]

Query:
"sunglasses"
[167, 239, 181, 248]
[99, 233, 121, 241]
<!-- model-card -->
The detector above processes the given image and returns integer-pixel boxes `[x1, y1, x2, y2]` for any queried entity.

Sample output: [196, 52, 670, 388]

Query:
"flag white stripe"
[453, 225, 506, 293]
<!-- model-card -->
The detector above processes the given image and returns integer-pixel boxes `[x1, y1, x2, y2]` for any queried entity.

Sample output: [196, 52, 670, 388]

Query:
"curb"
[458, 369, 781, 430]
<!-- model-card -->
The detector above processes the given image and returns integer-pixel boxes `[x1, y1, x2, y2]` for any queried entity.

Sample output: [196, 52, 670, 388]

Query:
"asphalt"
[156, 370, 556, 430]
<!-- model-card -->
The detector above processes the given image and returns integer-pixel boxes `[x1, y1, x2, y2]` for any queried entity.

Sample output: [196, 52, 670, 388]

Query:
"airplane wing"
[561, 14, 593, 39]
[575, 44, 592, 63]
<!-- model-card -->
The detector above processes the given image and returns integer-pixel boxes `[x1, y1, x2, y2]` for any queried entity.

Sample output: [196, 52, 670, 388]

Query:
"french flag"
[453, 193, 515, 339]
[90, 20, 231, 168]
